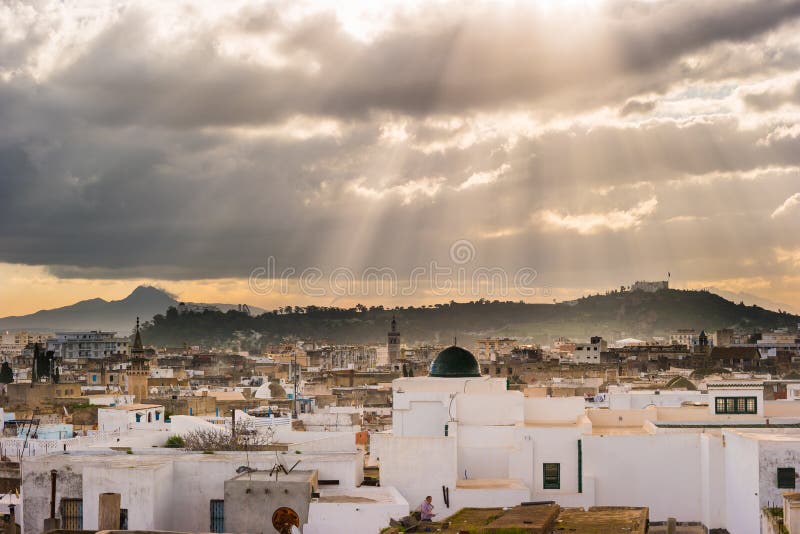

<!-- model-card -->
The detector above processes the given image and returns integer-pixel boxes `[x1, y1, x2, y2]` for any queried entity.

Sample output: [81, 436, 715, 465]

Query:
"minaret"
[387, 315, 400, 363]
[127, 317, 150, 402]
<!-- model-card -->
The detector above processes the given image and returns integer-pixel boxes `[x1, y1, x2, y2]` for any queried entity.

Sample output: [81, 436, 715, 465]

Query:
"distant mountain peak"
[125, 285, 176, 300]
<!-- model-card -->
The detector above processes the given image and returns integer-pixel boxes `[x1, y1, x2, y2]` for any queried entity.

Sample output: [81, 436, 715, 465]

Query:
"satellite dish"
[272, 507, 299, 534]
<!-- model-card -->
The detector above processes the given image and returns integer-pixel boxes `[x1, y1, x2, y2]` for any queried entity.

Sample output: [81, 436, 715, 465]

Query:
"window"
[715, 396, 757, 414]
[210, 500, 224, 533]
[543, 463, 560, 489]
[779, 468, 796, 489]
[60, 498, 83, 530]
[120, 508, 128, 530]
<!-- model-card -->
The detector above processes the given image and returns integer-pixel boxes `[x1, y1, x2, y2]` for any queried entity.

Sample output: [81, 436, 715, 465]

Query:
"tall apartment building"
[47, 331, 130, 359]
[0, 331, 54, 355]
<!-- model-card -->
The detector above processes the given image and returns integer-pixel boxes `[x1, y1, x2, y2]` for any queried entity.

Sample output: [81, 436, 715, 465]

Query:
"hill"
[0, 286, 178, 334]
[140, 289, 800, 349]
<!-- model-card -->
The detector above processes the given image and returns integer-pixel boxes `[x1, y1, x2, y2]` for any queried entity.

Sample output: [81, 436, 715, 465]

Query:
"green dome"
[429, 346, 481, 378]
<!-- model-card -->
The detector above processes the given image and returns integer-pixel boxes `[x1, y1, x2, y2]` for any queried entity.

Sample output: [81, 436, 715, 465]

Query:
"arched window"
[135, 413, 142, 423]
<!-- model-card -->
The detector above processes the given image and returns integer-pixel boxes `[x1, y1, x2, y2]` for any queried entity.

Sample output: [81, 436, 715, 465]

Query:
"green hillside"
[141, 289, 799, 349]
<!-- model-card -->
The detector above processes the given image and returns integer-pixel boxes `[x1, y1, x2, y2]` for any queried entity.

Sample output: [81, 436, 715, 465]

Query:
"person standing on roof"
[420, 496, 436, 521]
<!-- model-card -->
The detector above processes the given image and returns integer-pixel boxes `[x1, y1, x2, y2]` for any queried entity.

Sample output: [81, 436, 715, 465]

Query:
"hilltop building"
[631, 280, 669, 292]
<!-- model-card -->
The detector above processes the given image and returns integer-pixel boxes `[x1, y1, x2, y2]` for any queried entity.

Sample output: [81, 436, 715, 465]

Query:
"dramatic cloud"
[772, 193, 800, 218]
[536, 197, 659, 235]
[2, 0, 800, 310]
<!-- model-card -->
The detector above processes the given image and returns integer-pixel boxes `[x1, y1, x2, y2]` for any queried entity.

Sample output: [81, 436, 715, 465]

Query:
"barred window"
[715, 396, 757, 414]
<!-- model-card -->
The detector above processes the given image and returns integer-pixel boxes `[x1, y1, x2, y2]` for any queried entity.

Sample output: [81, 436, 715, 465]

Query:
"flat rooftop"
[388, 505, 649, 534]
[591, 426, 650, 435]
[734, 431, 800, 442]
[442, 505, 559, 533]
[100, 404, 162, 411]
[228, 469, 314, 483]
[655, 421, 800, 429]
[556, 506, 648, 534]
[455, 478, 527, 490]
[316, 486, 406, 505]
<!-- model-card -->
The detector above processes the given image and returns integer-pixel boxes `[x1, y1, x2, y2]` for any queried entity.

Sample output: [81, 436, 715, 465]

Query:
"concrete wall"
[583, 433, 703, 522]
[524, 396, 584, 423]
[304, 487, 408, 534]
[765, 401, 800, 418]
[224, 471, 316, 534]
[699, 433, 726, 530]
[759, 438, 800, 509]
[374, 435, 457, 520]
[587, 408, 655, 428]
[457, 425, 516, 479]
[528, 426, 585, 499]
[456, 392, 523, 426]
[723, 430, 761, 534]
[392, 396, 450, 437]
[82, 461, 174, 531]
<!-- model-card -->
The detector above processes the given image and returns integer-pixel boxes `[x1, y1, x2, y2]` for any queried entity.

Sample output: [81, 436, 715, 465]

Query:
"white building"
[47, 331, 129, 359]
[97, 404, 166, 432]
[21, 423, 406, 534]
[373, 345, 800, 534]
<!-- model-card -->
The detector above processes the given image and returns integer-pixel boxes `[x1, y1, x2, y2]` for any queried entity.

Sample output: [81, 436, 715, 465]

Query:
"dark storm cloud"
[2, 0, 800, 290]
[743, 82, 800, 110]
[33, 0, 800, 128]
[619, 99, 657, 116]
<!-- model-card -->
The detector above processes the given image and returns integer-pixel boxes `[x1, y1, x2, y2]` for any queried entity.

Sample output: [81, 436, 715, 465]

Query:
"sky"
[1, 0, 800, 316]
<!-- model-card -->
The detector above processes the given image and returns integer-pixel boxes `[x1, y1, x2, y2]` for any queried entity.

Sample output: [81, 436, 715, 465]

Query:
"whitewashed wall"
[723, 430, 761, 534]
[583, 433, 703, 521]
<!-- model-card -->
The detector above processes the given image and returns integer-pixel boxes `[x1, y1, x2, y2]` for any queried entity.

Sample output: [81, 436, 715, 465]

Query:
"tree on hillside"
[0, 362, 14, 384]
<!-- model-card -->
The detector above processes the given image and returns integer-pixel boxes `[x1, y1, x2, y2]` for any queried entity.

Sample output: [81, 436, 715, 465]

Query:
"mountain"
[0, 286, 178, 334]
[707, 287, 799, 315]
[140, 288, 800, 349]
